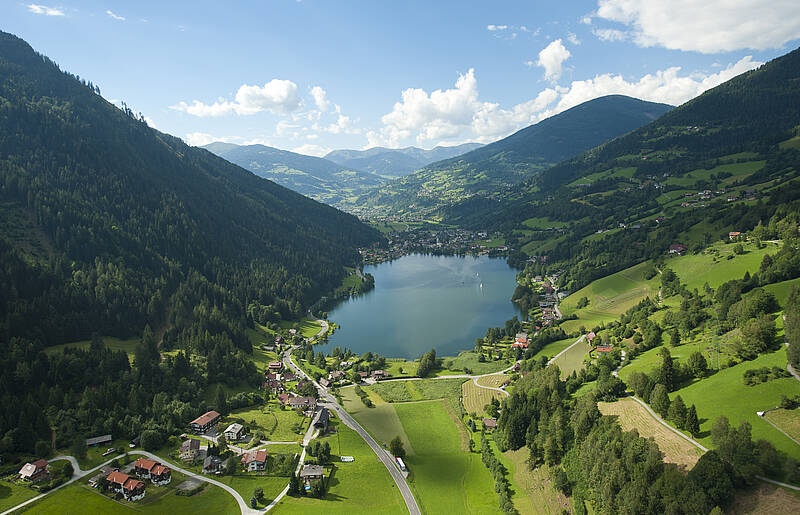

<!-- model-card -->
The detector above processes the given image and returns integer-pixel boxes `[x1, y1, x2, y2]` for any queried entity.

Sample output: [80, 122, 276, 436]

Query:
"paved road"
[283, 347, 421, 515]
[629, 396, 709, 451]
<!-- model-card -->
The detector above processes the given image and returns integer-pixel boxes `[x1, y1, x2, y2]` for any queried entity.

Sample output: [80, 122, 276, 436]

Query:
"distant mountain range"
[350, 95, 673, 218]
[325, 143, 483, 178]
[202, 143, 385, 205]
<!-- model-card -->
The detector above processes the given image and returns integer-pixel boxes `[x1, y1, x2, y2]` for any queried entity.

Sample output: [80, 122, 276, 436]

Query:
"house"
[595, 345, 614, 353]
[241, 449, 268, 472]
[107, 471, 146, 501]
[729, 231, 742, 240]
[203, 455, 224, 474]
[299, 464, 324, 484]
[312, 408, 330, 433]
[133, 458, 171, 485]
[357, 371, 369, 380]
[668, 244, 688, 255]
[288, 396, 317, 411]
[513, 362, 521, 372]
[18, 459, 48, 482]
[511, 341, 528, 349]
[371, 370, 387, 379]
[482, 418, 497, 431]
[274, 336, 285, 346]
[180, 438, 201, 461]
[86, 434, 113, 447]
[586, 332, 597, 344]
[277, 392, 292, 405]
[133, 458, 158, 479]
[190, 410, 221, 434]
[224, 423, 245, 442]
[329, 370, 345, 381]
[106, 470, 145, 501]
[268, 361, 283, 372]
[319, 378, 330, 388]
[89, 466, 117, 488]
[515, 332, 528, 344]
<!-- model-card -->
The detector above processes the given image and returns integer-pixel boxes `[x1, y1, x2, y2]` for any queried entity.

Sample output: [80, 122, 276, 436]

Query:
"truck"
[395, 456, 407, 472]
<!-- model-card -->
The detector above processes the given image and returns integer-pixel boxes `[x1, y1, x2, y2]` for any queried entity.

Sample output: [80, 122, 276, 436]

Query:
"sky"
[4, 1, 800, 156]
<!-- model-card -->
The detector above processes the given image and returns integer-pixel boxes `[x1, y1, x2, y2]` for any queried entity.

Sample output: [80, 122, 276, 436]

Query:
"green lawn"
[531, 338, 576, 362]
[229, 404, 309, 442]
[18, 477, 238, 514]
[0, 480, 39, 512]
[559, 261, 659, 333]
[278, 319, 322, 339]
[669, 241, 778, 292]
[340, 387, 414, 454]
[764, 277, 800, 308]
[551, 339, 592, 378]
[44, 337, 139, 363]
[273, 422, 405, 514]
[394, 400, 500, 514]
[215, 475, 288, 509]
[672, 346, 800, 461]
[438, 350, 513, 375]
[765, 408, 800, 443]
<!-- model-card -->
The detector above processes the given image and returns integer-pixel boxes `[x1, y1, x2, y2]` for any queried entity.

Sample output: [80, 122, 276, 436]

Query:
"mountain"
[204, 143, 384, 204]
[353, 95, 673, 218]
[447, 47, 800, 292]
[325, 143, 483, 178]
[0, 31, 380, 349]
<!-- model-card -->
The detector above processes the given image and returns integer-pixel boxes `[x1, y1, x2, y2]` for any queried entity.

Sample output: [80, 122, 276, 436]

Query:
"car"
[102, 447, 116, 456]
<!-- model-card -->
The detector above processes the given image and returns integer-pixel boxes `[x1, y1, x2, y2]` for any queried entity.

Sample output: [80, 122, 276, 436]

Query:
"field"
[272, 422, 405, 514]
[462, 379, 505, 417]
[394, 400, 500, 514]
[729, 482, 800, 514]
[339, 387, 414, 453]
[598, 398, 703, 469]
[0, 480, 38, 512]
[17, 477, 238, 514]
[438, 350, 513, 375]
[669, 241, 777, 292]
[764, 408, 800, 442]
[278, 319, 322, 339]
[672, 347, 800, 460]
[550, 339, 592, 378]
[214, 475, 287, 509]
[531, 338, 576, 361]
[44, 337, 139, 362]
[369, 379, 465, 408]
[559, 261, 659, 332]
[228, 403, 309, 442]
[498, 447, 572, 515]
[476, 375, 508, 388]
[617, 338, 708, 383]
[763, 277, 800, 308]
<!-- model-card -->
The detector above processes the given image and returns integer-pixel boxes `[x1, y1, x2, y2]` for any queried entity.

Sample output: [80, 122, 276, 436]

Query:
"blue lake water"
[318, 253, 520, 359]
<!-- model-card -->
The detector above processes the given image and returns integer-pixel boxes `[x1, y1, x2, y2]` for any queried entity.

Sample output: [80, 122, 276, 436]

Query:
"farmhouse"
[190, 410, 221, 434]
[86, 434, 113, 447]
[289, 396, 317, 412]
[729, 231, 742, 240]
[312, 407, 330, 433]
[595, 345, 614, 354]
[179, 438, 201, 460]
[482, 418, 497, 431]
[515, 332, 528, 344]
[371, 369, 387, 379]
[203, 455, 224, 474]
[268, 361, 283, 372]
[329, 370, 345, 381]
[277, 392, 292, 405]
[357, 371, 369, 380]
[224, 422, 245, 442]
[241, 449, 268, 472]
[106, 470, 146, 501]
[586, 332, 597, 344]
[18, 459, 48, 482]
[668, 244, 688, 255]
[319, 378, 330, 388]
[300, 464, 324, 484]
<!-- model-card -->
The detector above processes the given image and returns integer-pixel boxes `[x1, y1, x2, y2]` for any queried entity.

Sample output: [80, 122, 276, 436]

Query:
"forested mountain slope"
[353, 95, 672, 217]
[451, 46, 800, 293]
[0, 31, 383, 454]
[205, 142, 384, 205]
[325, 142, 483, 178]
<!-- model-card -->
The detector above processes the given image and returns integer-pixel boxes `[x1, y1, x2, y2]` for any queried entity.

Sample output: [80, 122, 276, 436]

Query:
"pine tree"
[668, 395, 688, 429]
[686, 405, 700, 437]
[650, 383, 670, 418]
[288, 473, 300, 495]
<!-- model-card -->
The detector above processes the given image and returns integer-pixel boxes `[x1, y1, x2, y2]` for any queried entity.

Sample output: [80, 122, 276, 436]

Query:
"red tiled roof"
[242, 449, 268, 464]
[151, 465, 170, 476]
[191, 410, 220, 426]
[135, 458, 158, 471]
[123, 478, 145, 491]
[107, 470, 130, 486]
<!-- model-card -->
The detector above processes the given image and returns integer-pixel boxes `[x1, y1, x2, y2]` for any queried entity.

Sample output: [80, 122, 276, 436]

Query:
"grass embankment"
[497, 446, 572, 515]
[559, 261, 659, 333]
[669, 241, 778, 291]
[44, 337, 139, 363]
[273, 421, 405, 514]
[729, 482, 800, 514]
[278, 319, 322, 339]
[339, 386, 414, 454]
[550, 339, 592, 378]
[598, 398, 703, 469]
[531, 338, 577, 362]
[228, 403, 310, 442]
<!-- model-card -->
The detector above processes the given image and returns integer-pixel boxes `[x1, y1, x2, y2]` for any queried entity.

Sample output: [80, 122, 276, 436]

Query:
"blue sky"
[5, 1, 800, 155]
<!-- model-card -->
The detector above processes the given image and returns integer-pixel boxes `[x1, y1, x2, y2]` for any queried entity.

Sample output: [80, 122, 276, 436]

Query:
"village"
[359, 227, 509, 265]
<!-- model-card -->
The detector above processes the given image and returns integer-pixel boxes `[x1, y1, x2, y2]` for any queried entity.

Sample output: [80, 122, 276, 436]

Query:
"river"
[318, 253, 520, 359]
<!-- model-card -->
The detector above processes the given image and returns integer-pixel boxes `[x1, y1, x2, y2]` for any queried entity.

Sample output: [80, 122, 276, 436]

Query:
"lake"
[318, 253, 520, 359]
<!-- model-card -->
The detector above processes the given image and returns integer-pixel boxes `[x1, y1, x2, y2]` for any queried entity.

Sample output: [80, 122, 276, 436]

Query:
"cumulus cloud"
[184, 132, 234, 146]
[291, 143, 330, 157]
[487, 25, 508, 31]
[171, 79, 300, 117]
[106, 10, 125, 21]
[367, 57, 761, 148]
[592, 0, 800, 53]
[310, 86, 331, 111]
[27, 4, 64, 16]
[537, 39, 571, 82]
[322, 114, 361, 135]
[593, 28, 627, 42]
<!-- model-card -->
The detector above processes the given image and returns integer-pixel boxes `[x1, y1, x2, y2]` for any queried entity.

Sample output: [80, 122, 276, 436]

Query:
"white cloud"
[184, 132, 235, 146]
[310, 86, 330, 111]
[368, 56, 761, 148]
[537, 39, 571, 82]
[27, 4, 64, 16]
[567, 32, 581, 45]
[593, 0, 800, 53]
[106, 10, 125, 21]
[171, 79, 300, 117]
[144, 116, 157, 129]
[487, 25, 508, 31]
[594, 28, 627, 42]
[323, 114, 361, 135]
[291, 143, 330, 157]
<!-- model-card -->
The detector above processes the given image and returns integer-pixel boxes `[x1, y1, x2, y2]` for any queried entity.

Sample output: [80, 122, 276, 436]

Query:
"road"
[547, 335, 586, 365]
[628, 396, 709, 451]
[283, 347, 421, 515]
